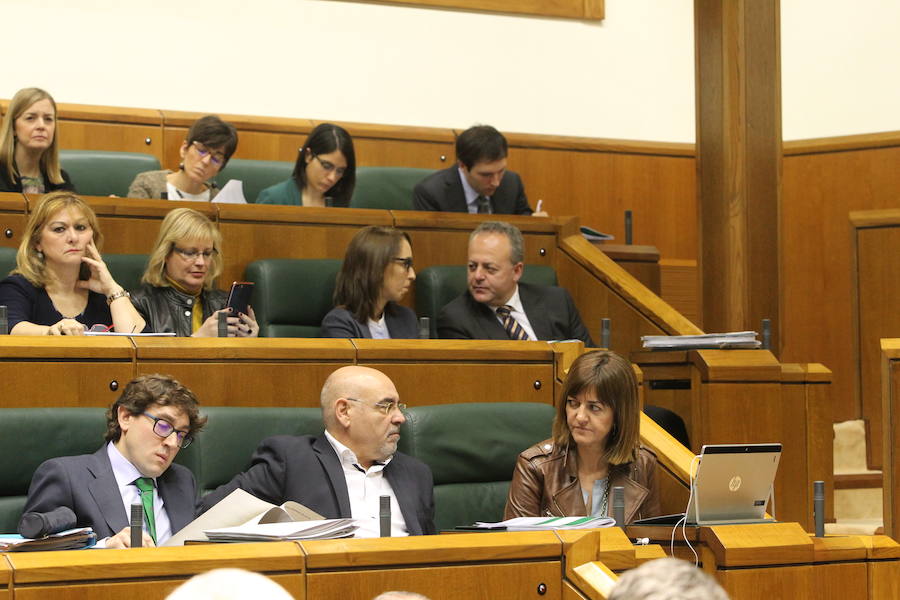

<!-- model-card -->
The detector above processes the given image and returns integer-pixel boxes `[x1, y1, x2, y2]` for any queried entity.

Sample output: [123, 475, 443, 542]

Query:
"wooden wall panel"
[781, 143, 900, 425]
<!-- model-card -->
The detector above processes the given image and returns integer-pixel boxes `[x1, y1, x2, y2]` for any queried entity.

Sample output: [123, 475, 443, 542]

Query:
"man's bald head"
[320, 366, 405, 468]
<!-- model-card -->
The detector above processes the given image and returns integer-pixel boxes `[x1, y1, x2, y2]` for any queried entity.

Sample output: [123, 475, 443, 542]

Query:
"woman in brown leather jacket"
[505, 350, 661, 524]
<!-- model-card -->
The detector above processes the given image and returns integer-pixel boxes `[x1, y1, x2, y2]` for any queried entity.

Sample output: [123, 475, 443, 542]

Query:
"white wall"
[0, 0, 695, 142]
[781, 0, 900, 140]
[2, 1, 898, 143]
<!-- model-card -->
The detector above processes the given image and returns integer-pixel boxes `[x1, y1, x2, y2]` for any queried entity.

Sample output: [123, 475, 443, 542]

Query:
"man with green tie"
[21, 374, 206, 547]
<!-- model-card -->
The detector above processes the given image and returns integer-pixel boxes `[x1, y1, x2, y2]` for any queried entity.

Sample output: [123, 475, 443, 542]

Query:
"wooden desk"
[632, 350, 833, 529]
[882, 339, 900, 539]
[0, 193, 26, 249]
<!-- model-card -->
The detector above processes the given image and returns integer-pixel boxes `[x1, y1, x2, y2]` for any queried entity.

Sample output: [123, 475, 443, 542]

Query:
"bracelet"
[106, 290, 131, 305]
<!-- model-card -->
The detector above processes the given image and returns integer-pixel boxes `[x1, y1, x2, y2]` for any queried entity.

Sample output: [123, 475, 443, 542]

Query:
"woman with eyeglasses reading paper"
[127, 116, 238, 201]
[130, 208, 258, 337]
[256, 123, 356, 207]
[320, 226, 418, 339]
[0, 191, 145, 335]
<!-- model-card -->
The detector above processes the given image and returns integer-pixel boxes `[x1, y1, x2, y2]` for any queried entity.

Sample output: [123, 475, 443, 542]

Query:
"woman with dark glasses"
[127, 116, 238, 201]
[321, 226, 418, 339]
[130, 208, 258, 337]
[257, 123, 356, 207]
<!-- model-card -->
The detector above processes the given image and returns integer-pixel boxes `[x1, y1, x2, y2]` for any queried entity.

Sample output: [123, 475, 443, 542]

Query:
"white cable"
[671, 454, 702, 566]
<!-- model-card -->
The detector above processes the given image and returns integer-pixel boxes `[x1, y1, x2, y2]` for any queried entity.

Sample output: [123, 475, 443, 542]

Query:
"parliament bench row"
[0, 402, 554, 534]
[0, 248, 558, 338]
[56, 149, 432, 209]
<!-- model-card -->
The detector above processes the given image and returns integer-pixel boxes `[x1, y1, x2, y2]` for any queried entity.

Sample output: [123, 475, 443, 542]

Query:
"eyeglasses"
[313, 154, 347, 177]
[191, 141, 226, 167]
[142, 412, 193, 448]
[392, 257, 414, 272]
[172, 246, 218, 261]
[346, 397, 406, 415]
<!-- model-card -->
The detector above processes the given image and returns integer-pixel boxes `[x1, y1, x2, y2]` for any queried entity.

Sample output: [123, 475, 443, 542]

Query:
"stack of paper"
[472, 516, 615, 531]
[205, 519, 357, 541]
[641, 331, 761, 350]
[0, 528, 95, 551]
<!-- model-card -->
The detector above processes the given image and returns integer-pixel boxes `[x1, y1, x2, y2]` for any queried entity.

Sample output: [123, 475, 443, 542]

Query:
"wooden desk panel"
[353, 339, 557, 406]
[0, 337, 134, 408]
[0, 193, 26, 249]
[882, 340, 900, 538]
[132, 338, 356, 408]
[716, 566, 813, 598]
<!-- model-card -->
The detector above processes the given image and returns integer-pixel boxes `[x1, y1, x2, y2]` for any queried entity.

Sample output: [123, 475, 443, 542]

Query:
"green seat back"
[0, 408, 106, 532]
[214, 159, 294, 204]
[0, 246, 16, 277]
[104, 253, 149, 294]
[350, 167, 435, 210]
[398, 402, 555, 531]
[60, 150, 161, 197]
[244, 258, 342, 337]
[415, 265, 558, 338]
[176, 407, 324, 495]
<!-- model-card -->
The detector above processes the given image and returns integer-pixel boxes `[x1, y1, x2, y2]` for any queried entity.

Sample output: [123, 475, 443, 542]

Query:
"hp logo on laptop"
[729, 475, 742, 492]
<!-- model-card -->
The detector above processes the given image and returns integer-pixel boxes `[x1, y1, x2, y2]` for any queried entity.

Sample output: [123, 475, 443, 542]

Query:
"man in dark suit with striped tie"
[437, 221, 594, 345]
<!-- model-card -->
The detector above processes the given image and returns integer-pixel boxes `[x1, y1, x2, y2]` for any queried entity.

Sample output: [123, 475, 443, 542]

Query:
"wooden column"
[694, 0, 782, 348]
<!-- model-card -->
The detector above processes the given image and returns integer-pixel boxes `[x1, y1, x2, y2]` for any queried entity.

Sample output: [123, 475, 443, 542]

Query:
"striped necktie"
[495, 305, 529, 341]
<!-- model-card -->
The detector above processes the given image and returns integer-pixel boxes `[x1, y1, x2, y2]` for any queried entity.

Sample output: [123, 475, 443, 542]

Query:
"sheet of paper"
[165, 489, 292, 546]
[211, 179, 247, 204]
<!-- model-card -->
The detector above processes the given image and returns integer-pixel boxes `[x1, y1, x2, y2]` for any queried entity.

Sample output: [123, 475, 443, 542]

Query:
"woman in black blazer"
[320, 226, 418, 339]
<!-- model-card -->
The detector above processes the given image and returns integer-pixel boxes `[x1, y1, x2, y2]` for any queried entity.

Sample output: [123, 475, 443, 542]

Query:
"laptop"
[634, 443, 782, 526]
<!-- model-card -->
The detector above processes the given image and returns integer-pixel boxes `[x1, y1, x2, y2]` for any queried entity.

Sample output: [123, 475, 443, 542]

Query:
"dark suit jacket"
[200, 435, 435, 535]
[437, 281, 594, 346]
[412, 166, 532, 215]
[21, 446, 198, 540]
[320, 302, 419, 339]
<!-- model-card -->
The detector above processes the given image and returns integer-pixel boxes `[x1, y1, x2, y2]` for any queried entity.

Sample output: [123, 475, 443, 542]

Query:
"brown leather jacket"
[504, 439, 661, 524]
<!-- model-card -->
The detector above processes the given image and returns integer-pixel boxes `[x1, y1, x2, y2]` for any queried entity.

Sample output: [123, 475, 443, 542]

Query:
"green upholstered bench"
[60, 150, 161, 197]
[0, 246, 15, 277]
[415, 265, 558, 339]
[105, 253, 149, 294]
[351, 167, 435, 210]
[0, 408, 107, 533]
[0, 402, 553, 535]
[244, 258, 342, 337]
[398, 402, 555, 531]
[213, 159, 294, 204]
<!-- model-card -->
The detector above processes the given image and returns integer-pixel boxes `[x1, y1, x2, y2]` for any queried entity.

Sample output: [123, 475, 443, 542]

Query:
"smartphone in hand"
[226, 282, 254, 316]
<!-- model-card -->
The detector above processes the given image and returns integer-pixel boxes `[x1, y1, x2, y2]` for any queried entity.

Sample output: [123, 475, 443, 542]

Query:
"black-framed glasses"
[172, 246, 218, 261]
[313, 154, 347, 177]
[142, 412, 193, 448]
[392, 257, 414, 272]
[346, 397, 406, 415]
[191, 141, 226, 167]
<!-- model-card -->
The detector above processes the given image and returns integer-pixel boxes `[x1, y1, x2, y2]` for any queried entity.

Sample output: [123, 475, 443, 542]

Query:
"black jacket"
[130, 283, 227, 337]
[0, 164, 75, 193]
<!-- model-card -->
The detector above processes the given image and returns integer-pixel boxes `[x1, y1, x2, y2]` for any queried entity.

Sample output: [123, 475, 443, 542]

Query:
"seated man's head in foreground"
[105, 374, 207, 478]
[320, 365, 406, 469]
[609, 558, 730, 600]
[166, 568, 293, 600]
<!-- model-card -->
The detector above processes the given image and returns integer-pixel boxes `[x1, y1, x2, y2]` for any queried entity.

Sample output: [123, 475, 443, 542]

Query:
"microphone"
[379, 495, 391, 537]
[612, 486, 625, 526]
[813, 480, 825, 537]
[418, 316, 431, 340]
[217, 311, 228, 337]
[18, 506, 77, 539]
[0, 305, 7, 335]
[130, 502, 143, 548]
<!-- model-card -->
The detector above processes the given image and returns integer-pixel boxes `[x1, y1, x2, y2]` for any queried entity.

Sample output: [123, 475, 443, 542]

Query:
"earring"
[179, 162, 185, 171]
[36, 250, 44, 261]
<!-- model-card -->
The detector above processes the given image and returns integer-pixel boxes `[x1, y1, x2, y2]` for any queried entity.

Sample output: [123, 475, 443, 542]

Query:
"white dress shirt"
[494, 285, 537, 341]
[106, 442, 174, 545]
[367, 314, 390, 339]
[324, 430, 408, 537]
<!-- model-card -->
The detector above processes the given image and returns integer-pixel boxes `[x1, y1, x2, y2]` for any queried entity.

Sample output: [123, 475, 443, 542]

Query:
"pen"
[535, 199, 543, 213]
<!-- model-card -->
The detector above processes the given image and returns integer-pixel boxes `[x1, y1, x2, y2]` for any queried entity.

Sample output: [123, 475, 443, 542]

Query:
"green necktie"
[134, 477, 157, 544]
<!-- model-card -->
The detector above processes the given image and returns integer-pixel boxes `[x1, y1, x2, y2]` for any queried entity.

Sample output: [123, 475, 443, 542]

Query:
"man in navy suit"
[201, 366, 435, 536]
[21, 374, 206, 548]
[413, 125, 545, 216]
[438, 221, 594, 345]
